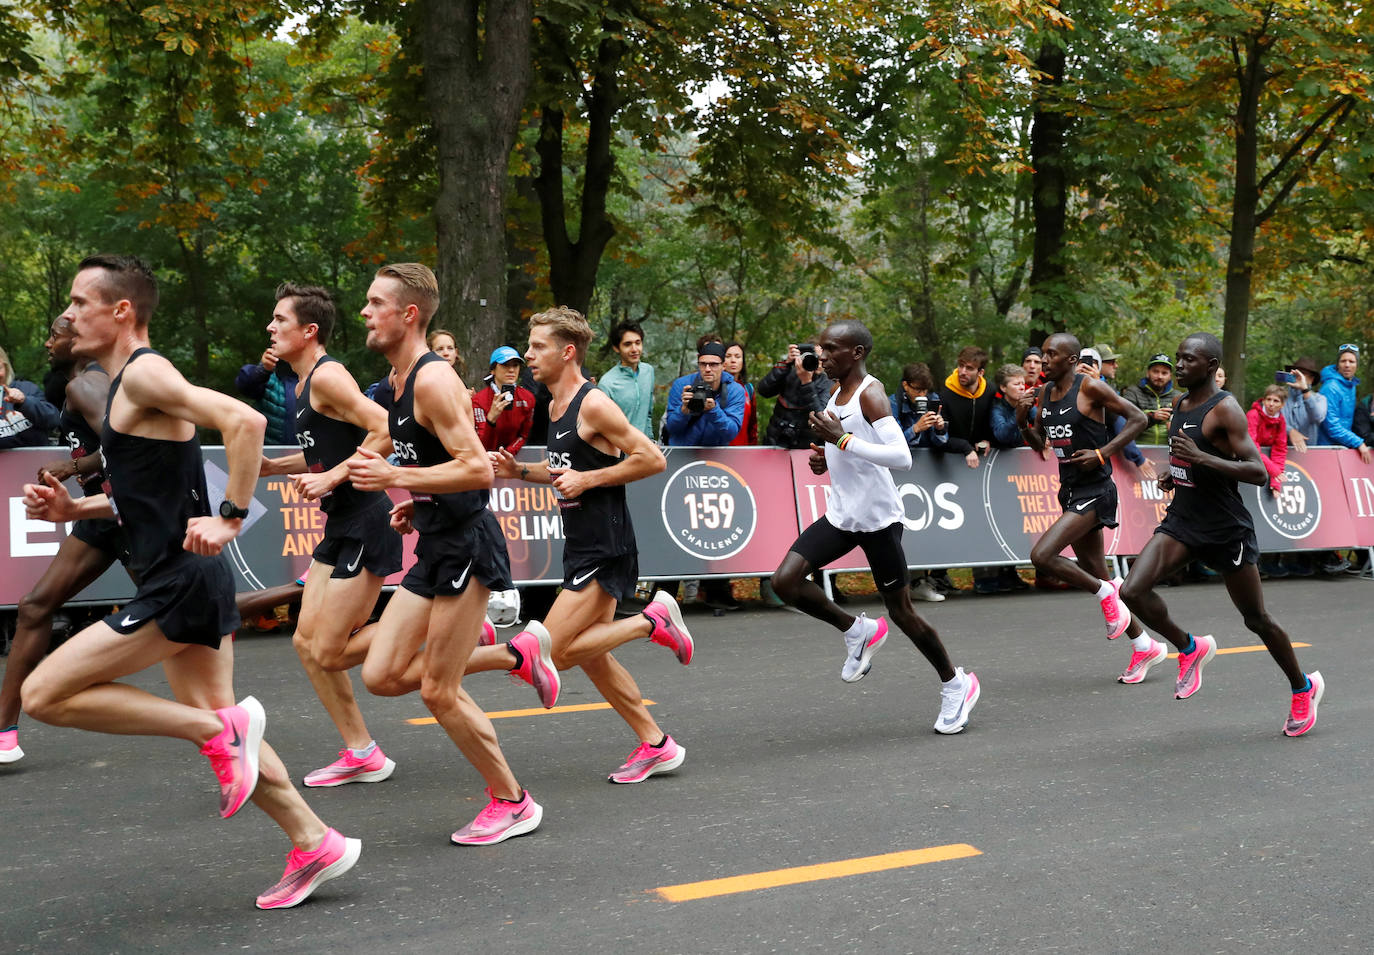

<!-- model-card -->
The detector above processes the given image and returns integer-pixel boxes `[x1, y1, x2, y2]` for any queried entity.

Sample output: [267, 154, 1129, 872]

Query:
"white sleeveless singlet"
[822, 374, 904, 533]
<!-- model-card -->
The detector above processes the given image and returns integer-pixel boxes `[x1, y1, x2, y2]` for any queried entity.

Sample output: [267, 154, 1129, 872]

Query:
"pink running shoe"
[478, 617, 496, 647]
[1100, 578, 1131, 639]
[451, 788, 543, 845]
[608, 735, 686, 784]
[200, 695, 265, 818]
[0, 728, 23, 764]
[255, 827, 361, 909]
[645, 590, 694, 664]
[303, 746, 396, 788]
[841, 615, 889, 683]
[1118, 639, 1168, 684]
[1174, 634, 1217, 700]
[509, 622, 561, 708]
[1284, 670, 1325, 737]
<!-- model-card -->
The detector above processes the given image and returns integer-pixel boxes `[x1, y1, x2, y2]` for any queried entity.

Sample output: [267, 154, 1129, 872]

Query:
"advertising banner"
[1, 444, 1367, 608]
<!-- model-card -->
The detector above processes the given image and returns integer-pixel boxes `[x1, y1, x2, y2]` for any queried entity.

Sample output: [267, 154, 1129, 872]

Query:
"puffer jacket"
[1318, 364, 1362, 448]
[757, 361, 831, 449]
[1120, 377, 1176, 445]
[1247, 399, 1287, 489]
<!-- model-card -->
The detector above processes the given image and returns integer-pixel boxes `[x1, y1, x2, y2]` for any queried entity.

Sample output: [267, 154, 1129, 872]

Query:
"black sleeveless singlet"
[61, 362, 106, 496]
[100, 349, 213, 579]
[389, 351, 487, 535]
[546, 381, 635, 561]
[295, 355, 390, 518]
[1039, 374, 1112, 489]
[1165, 390, 1253, 536]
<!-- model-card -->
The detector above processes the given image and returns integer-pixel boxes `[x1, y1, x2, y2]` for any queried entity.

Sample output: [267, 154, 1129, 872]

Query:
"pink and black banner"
[0, 444, 1369, 607]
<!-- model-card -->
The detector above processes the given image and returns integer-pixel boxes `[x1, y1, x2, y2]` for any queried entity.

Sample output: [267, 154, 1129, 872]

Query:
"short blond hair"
[0, 345, 11, 387]
[375, 263, 439, 324]
[529, 306, 592, 363]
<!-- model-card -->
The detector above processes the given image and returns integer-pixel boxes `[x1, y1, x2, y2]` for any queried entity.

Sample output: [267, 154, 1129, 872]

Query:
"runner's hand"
[489, 448, 520, 479]
[38, 459, 77, 484]
[548, 466, 591, 499]
[23, 472, 78, 523]
[289, 469, 340, 501]
[345, 446, 395, 491]
[1168, 431, 1203, 465]
[808, 410, 845, 445]
[1067, 448, 1101, 471]
[184, 515, 240, 556]
[1138, 459, 1158, 481]
[808, 442, 828, 474]
[389, 499, 414, 534]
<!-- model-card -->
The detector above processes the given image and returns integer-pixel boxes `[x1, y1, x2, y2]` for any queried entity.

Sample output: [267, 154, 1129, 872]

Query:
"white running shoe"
[840, 615, 889, 682]
[910, 577, 946, 603]
[934, 668, 981, 734]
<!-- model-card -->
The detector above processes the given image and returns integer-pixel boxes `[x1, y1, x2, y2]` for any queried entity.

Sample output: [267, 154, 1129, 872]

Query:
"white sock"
[351, 741, 377, 759]
[942, 667, 965, 688]
[1095, 580, 1114, 599]
[1130, 634, 1153, 652]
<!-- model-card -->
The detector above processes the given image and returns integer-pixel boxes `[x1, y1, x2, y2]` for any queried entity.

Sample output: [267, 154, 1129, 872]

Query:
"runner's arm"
[1175, 397, 1268, 486]
[552, 389, 665, 496]
[1088, 378, 1148, 460]
[817, 382, 912, 470]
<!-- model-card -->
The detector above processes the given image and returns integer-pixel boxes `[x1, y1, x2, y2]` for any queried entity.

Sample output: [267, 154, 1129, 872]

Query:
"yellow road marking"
[406, 699, 655, 725]
[1165, 641, 1310, 660]
[653, 845, 983, 902]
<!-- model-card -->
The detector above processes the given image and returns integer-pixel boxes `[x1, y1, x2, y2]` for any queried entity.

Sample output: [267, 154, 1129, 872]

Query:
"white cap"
[1078, 347, 1101, 365]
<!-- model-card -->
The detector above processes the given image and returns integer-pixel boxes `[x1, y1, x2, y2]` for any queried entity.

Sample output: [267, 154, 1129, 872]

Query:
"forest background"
[1, 1, 1370, 427]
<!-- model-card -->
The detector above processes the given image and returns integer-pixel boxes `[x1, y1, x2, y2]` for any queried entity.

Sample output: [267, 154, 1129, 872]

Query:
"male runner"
[344, 263, 553, 844]
[771, 320, 980, 734]
[21, 255, 358, 908]
[466, 306, 695, 784]
[0, 317, 123, 764]
[1016, 332, 1171, 683]
[1119, 333, 1323, 735]
[257, 283, 403, 787]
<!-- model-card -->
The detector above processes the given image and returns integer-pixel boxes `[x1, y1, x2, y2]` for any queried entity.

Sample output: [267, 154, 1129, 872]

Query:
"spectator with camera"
[1076, 348, 1158, 481]
[890, 362, 949, 451]
[1121, 352, 1177, 444]
[990, 364, 1034, 448]
[472, 345, 535, 453]
[663, 340, 745, 446]
[1281, 356, 1327, 453]
[757, 341, 832, 449]
[597, 320, 655, 437]
[1092, 343, 1122, 392]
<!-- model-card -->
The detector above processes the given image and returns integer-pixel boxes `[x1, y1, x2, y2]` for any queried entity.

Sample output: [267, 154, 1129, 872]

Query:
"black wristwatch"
[219, 499, 250, 520]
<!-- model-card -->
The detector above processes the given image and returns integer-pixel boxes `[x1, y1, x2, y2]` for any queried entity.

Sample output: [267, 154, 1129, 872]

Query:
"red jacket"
[472, 382, 534, 453]
[1247, 400, 1287, 488]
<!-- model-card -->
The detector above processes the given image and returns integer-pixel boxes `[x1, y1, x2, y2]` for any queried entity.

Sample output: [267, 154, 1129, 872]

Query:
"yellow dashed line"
[406, 699, 655, 724]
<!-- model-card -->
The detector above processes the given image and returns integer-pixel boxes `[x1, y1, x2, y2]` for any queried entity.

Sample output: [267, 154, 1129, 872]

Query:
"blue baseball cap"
[489, 345, 523, 366]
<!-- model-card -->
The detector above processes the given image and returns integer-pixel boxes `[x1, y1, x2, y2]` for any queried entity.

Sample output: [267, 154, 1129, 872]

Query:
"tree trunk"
[1028, 37, 1069, 337]
[1222, 36, 1266, 395]
[533, 24, 624, 317]
[421, 0, 533, 370]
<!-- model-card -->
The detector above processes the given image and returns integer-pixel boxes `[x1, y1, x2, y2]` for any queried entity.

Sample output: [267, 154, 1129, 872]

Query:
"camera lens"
[801, 352, 819, 372]
[914, 396, 928, 416]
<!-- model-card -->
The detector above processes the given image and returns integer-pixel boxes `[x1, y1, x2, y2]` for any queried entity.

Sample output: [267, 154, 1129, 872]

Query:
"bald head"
[1183, 332, 1222, 363]
[1045, 332, 1081, 357]
[825, 320, 874, 355]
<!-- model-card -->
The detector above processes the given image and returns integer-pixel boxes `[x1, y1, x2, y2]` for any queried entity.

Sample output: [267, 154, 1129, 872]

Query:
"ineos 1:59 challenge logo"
[1256, 463, 1321, 539]
[660, 460, 757, 560]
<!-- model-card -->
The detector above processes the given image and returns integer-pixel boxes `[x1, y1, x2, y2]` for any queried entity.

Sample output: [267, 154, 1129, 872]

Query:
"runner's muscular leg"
[20, 620, 223, 742]
[359, 588, 434, 697]
[1030, 511, 1105, 592]
[1220, 564, 1306, 689]
[293, 563, 383, 747]
[420, 586, 522, 801]
[1119, 534, 1195, 650]
[1, 534, 116, 727]
[879, 586, 955, 682]
[163, 641, 329, 850]
[771, 551, 852, 630]
[1071, 528, 1144, 639]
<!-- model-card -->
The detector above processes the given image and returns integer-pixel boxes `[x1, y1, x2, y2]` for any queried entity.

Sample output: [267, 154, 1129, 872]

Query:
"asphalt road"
[3, 573, 1372, 954]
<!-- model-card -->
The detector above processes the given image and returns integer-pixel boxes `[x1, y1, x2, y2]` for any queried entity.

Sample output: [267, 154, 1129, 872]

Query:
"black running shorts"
[1057, 478, 1119, 530]
[789, 517, 909, 593]
[313, 500, 403, 580]
[562, 550, 639, 603]
[1155, 517, 1259, 575]
[104, 553, 239, 649]
[71, 516, 131, 565]
[402, 510, 514, 599]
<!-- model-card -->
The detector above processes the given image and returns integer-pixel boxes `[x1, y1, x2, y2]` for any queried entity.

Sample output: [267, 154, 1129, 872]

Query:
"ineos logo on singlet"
[1044, 423, 1074, 440]
[296, 429, 315, 449]
[393, 440, 418, 462]
[547, 450, 572, 470]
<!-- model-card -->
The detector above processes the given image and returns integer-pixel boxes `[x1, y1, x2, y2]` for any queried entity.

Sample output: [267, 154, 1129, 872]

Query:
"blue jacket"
[663, 371, 745, 446]
[1318, 364, 1362, 448]
[0, 378, 59, 448]
[890, 391, 950, 450]
[236, 362, 299, 445]
[1282, 387, 1327, 444]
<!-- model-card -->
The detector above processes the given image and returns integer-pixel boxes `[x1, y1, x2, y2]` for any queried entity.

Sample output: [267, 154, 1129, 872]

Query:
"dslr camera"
[908, 392, 941, 417]
[798, 343, 820, 373]
[500, 383, 516, 397]
[685, 376, 719, 414]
